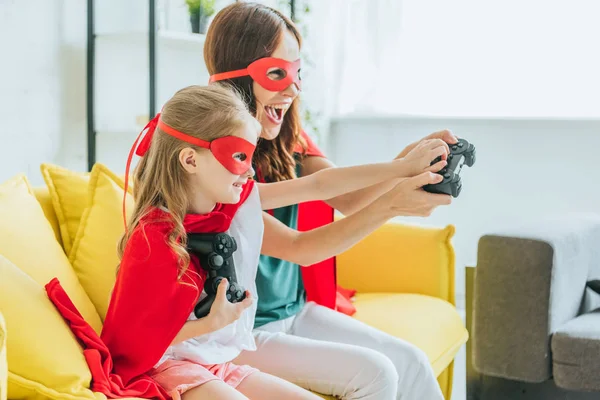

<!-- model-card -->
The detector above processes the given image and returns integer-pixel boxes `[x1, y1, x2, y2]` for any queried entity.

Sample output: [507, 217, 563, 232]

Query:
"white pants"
[234, 302, 444, 400]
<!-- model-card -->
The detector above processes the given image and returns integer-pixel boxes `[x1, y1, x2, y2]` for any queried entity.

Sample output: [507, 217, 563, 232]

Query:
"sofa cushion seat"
[552, 310, 600, 392]
[352, 292, 467, 375]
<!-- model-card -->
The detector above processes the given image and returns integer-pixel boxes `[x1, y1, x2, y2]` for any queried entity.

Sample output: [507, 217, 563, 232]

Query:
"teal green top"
[253, 164, 305, 328]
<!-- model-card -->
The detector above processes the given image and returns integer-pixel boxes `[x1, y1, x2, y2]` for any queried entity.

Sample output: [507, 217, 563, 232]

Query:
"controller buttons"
[458, 142, 464, 148]
[211, 254, 224, 268]
[452, 145, 458, 151]
[444, 173, 451, 179]
[218, 244, 224, 250]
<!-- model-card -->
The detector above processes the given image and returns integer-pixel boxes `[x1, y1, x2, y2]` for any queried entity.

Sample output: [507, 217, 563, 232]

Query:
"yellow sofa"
[0, 164, 467, 400]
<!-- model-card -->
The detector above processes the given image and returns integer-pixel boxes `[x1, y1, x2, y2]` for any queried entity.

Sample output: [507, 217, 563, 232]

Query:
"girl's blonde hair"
[117, 84, 253, 279]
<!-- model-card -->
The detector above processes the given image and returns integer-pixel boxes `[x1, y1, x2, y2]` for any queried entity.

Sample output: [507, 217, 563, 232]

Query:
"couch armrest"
[0, 312, 7, 400]
[336, 221, 456, 304]
[472, 214, 600, 383]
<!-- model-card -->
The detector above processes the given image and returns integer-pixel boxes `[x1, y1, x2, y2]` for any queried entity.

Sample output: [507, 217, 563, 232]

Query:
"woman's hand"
[397, 129, 459, 160]
[400, 138, 449, 177]
[374, 172, 452, 217]
[204, 278, 253, 331]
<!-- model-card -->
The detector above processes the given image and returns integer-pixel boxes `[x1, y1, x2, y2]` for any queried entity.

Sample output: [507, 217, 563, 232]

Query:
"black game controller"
[187, 232, 247, 319]
[423, 138, 476, 198]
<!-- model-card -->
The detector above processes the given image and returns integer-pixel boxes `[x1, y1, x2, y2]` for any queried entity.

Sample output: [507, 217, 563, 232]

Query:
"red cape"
[295, 132, 356, 315]
[46, 181, 255, 399]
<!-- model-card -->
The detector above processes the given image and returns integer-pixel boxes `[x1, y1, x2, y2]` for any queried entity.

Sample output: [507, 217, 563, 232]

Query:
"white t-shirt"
[158, 185, 264, 365]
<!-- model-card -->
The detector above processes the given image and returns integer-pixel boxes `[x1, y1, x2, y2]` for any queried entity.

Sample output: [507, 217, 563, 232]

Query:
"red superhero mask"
[209, 57, 301, 92]
[123, 114, 257, 228]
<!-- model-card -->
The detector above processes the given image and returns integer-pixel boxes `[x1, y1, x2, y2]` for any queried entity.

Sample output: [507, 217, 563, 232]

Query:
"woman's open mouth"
[264, 103, 290, 125]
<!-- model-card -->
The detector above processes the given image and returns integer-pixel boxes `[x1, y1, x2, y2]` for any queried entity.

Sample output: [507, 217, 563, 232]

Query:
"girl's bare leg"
[182, 380, 249, 400]
[236, 371, 322, 400]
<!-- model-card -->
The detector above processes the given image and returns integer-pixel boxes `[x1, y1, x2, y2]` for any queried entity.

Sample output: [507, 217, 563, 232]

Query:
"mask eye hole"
[233, 152, 247, 162]
[267, 68, 287, 81]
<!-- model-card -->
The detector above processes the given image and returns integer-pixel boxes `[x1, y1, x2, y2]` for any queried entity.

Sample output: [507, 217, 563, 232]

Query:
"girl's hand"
[205, 278, 253, 331]
[400, 139, 450, 177]
[375, 172, 452, 217]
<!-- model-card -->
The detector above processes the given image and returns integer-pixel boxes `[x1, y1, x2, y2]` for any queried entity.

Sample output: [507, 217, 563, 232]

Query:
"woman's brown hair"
[204, 2, 306, 182]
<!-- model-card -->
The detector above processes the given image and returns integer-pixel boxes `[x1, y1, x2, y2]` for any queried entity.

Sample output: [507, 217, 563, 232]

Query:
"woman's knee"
[391, 341, 441, 396]
[407, 343, 431, 369]
[351, 348, 399, 399]
[386, 339, 432, 374]
[372, 351, 400, 387]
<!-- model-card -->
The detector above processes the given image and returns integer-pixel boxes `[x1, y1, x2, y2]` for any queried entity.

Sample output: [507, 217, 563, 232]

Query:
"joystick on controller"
[423, 138, 476, 198]
[187, 232, 246, 319]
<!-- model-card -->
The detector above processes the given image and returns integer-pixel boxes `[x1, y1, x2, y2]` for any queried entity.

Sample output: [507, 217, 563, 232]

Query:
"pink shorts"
[150, 359, 258, 399]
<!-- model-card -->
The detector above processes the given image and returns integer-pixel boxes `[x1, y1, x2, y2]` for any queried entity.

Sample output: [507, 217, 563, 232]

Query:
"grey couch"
[466, 214, 600, 400]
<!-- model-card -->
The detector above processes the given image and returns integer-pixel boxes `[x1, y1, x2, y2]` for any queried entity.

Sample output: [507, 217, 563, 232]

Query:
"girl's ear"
[179, 148, 197, 173]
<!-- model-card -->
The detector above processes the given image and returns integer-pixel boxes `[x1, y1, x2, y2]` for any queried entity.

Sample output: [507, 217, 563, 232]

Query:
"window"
[312, 0, 600, 118]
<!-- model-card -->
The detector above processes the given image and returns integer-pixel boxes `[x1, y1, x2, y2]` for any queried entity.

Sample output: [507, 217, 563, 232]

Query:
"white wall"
[0, 0, 88, 185]
[0, 0, 64, 186]
[56, 0, 88, 173]
[327, 115, 600, 305]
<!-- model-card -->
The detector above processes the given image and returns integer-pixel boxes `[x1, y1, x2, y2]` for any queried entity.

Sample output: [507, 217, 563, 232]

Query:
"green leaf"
[186, 0, 215, 16]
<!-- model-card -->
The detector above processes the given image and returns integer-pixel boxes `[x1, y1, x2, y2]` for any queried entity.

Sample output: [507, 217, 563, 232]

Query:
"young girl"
[47, 84, 448, 400]
[203, 3, 455, 399]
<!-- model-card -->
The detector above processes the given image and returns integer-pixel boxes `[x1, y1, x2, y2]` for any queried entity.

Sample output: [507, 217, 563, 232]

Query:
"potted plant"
[186, 0, 215, 34]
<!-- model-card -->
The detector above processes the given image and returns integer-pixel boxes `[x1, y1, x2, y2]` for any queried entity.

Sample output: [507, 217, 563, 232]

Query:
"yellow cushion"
[0, 312, 6, 400]
[0, 175, 102, 334]
[337, 223, 456, 304]
[32, 186, 62, 247]
[0, 255, 101, 400]
[351, 293, 468, 376]
[40, 163, 90, 255]
[69, 164, 134, 321]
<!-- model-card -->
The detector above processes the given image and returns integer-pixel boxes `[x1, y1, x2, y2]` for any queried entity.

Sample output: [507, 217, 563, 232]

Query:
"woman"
[203, 3, 456, 399]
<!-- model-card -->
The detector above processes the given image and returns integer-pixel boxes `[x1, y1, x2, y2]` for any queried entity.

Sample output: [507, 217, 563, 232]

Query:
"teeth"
[268, 104, 290, 110]
[265, 106, 281, 121]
